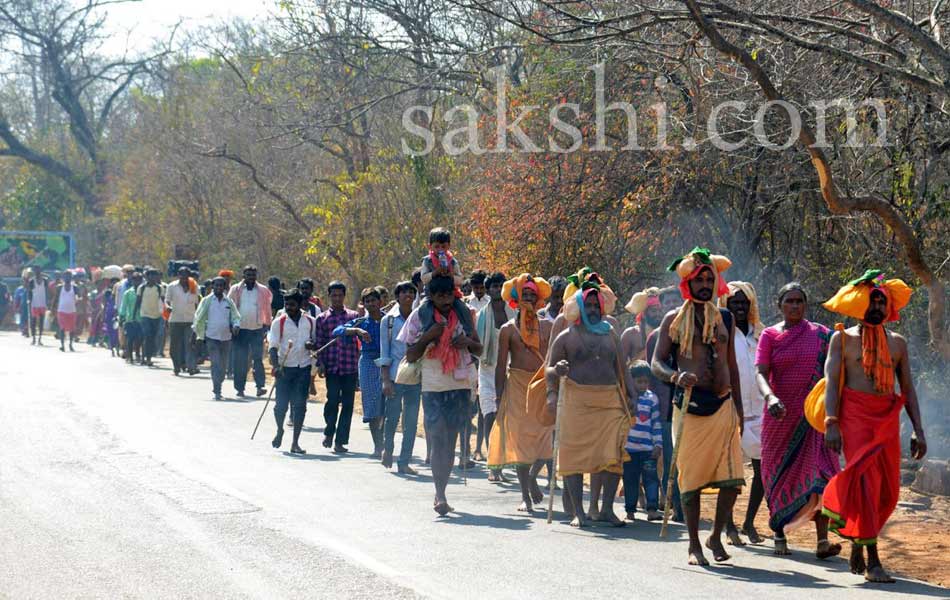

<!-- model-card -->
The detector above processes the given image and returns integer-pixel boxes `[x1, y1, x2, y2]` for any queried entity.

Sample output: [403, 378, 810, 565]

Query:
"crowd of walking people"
[7, 229, 928, 583]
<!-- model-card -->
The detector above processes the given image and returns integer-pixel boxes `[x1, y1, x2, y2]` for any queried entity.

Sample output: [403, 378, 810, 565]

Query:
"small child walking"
[623, 360, 663, 522]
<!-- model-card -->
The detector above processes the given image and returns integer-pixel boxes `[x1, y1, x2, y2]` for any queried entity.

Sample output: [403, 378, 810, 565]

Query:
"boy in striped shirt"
[623, 360, 663, 522]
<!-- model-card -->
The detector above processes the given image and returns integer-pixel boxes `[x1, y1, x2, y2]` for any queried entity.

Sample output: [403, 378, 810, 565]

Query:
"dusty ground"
[706, 467, 950, 588]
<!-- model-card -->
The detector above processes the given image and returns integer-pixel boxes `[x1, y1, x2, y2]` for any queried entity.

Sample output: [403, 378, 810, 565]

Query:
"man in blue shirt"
[378, 281, 420, 474]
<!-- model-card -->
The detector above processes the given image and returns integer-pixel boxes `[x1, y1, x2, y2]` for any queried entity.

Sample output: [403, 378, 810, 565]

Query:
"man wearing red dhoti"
[821, 269, 927, 583]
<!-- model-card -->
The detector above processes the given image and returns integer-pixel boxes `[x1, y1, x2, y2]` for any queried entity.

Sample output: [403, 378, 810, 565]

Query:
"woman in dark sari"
[755, 283, 841, 559]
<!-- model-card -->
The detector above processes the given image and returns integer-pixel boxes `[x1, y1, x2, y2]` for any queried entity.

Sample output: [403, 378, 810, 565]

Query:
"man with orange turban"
[488, 274, 555, 513]
[651, 247, 744, 566]
[821, 270, 926, 584]
[546, 281, 635, 528]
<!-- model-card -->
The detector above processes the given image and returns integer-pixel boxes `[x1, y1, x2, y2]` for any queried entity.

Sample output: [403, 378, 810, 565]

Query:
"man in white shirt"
[194, 277, 241, 400]
[229, 265, 273, 398]
[464, 269, 490, 314]
[166, 266, 200, 376]
[268, 290, 316, 455]
[721, 281, 766, 546]
[28, 266, 50, 345]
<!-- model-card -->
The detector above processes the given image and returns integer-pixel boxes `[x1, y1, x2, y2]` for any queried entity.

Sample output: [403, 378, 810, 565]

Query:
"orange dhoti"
[822, 387, 905, 545]
[556, 378, 629, 477]
[488, 368, 554, 468]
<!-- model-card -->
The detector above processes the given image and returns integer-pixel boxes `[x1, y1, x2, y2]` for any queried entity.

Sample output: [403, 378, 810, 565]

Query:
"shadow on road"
[437, 511, 533, 530]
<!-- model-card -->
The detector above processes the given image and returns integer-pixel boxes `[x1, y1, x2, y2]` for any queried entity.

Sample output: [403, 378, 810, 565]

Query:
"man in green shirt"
[119, 272, 144, 364]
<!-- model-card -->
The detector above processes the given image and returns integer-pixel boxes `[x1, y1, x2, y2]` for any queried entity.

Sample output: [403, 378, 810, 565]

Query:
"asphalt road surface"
[1, 331, 947, 599]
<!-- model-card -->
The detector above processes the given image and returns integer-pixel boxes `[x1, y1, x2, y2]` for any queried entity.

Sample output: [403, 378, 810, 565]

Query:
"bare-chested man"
[822, 270, 926, 584]
[490, 274, 554, 513]
[545, 270, 621, 521]
[622, 287, 663, 363]
[652, 248, 744, 566]
[547, 286, 636, 528]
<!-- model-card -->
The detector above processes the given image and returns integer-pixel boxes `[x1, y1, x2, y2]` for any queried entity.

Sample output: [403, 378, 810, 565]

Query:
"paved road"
[1, 332, 946, 599]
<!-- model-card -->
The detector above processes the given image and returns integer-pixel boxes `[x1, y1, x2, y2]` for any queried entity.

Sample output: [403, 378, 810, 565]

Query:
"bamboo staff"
[547, 376, 566, 524]
[251, 339, 293, 440]
[660, 387, 691, 538]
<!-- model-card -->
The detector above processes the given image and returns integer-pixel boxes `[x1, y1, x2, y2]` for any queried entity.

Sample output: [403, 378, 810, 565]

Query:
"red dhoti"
[822, 387, 904, 545]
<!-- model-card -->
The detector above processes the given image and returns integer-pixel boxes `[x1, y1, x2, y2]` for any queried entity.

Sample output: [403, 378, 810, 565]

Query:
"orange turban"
[823, 270, 912, 393]
[502, 274, 552, 352]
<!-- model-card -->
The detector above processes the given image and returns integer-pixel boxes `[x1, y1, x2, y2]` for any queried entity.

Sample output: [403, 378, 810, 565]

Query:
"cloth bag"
[804, 323, 845, 433]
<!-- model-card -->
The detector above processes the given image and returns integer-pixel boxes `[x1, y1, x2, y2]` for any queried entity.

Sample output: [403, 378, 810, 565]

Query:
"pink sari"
[755, 319, 840, 532]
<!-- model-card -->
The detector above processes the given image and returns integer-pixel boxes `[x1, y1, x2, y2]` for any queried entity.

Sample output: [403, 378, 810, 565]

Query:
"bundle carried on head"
[501, 273, 552, 351]
[823, 269, 912, 393]
[561, 267, 616, 336]
[666, 247, 731, 358]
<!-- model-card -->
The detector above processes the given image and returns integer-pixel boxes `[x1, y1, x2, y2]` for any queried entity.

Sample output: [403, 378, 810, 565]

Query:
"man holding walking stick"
[651, 248, 744, 567]
[545, 284, 635, 528]
[267, 290, 317, 455]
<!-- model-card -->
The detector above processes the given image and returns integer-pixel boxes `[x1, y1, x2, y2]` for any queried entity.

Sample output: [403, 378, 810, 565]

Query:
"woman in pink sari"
[755, 283, 841, 559]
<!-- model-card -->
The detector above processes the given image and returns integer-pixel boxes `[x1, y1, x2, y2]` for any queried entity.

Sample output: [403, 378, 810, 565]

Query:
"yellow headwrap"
[667, 247, 731, 358]
[624, 286, 661, 315]
[823, 269, 912, 393]
[562, 267, 616, 324]
[719, 281, 765, 340]
[502, 274, 551, 352]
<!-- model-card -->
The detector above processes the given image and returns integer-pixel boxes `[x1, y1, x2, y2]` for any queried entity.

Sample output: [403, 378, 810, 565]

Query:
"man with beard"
[546, 268, 621, 521]
[647, 285, 685, 521]
[652, 248, 744, 566]
[822, 270, 926, 583]
[268, 290, 317, 455]
[546, 283, 634, 528]
[489, 274, 554, 513]
[720, 281, 767, 546]
[538, 276, 567, 323]
[229, 265, 273, 398]
[475, 271, 514, 478]
[623, 286, 663, 363]
[400, 275, 482, 516]
[193, 277, 242, 400]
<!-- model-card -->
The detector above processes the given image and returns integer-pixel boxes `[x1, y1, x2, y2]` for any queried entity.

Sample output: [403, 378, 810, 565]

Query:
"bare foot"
[865, 565, 895, 584]
[569, 515, 588, 528]
[529, 480, 544, 505]
[272, 429, 284, 449]
[725, 527, 746, 547]
[705, 537, 731, 562]
[850, 546, 867, 575]
[774, 537, 792, 556]
[598, 509, 625, 528]
[688, 547, 710, 566]
[517, 500, 534, 513]
[741, 524, 763, 544]
[587, 510, 604, 522]
[816, 539, 842, 560]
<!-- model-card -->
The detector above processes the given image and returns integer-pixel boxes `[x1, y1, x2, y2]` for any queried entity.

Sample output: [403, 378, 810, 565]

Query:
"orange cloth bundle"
[823, 270, 912, 393]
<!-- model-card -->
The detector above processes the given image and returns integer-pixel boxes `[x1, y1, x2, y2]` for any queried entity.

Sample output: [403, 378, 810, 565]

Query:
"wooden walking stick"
[547, 376, 566, 524]
[251, 340, 293, 440]
[660, 386, 691, 538]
